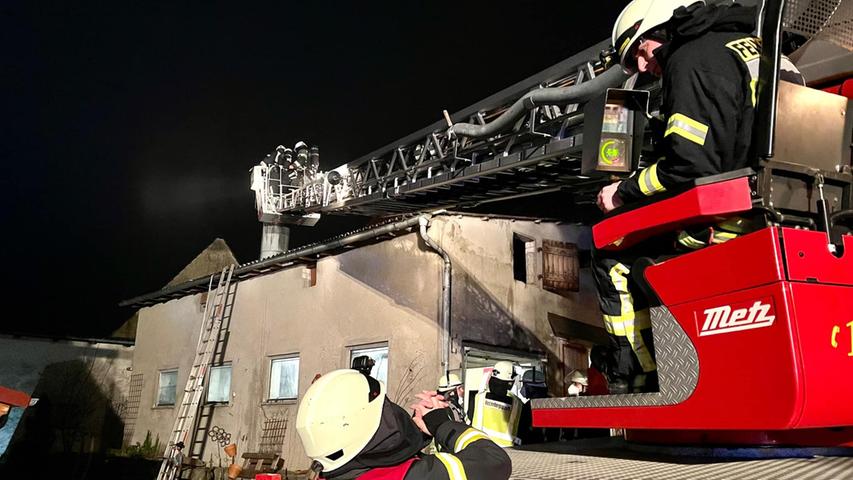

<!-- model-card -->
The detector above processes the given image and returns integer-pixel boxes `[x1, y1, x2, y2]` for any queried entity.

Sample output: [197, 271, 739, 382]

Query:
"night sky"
[1, 1, 622, 337]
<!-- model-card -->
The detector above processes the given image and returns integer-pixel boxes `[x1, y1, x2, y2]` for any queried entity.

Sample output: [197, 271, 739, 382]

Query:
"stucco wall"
[131, 214, 602, 470]
[433, 215, 600, 392]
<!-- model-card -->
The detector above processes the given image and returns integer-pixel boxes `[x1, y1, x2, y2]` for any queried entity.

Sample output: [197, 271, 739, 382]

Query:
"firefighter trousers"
[591, 219, 748, 381]
[591, 244, 661, 381]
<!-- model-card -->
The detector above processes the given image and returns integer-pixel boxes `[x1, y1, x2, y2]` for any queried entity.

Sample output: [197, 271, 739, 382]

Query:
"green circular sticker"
[599, 139, 621, 166]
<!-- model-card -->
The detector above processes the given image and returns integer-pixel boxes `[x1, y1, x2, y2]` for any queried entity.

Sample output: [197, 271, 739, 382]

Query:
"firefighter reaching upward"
[296, 369, 511, 480]
[596, 0, 803, 394]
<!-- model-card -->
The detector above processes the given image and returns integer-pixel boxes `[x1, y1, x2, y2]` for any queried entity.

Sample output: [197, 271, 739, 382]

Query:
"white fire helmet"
[438, 372, 463, 392]
[492, 361, 517, 382]
[295, 369, 386, 473]
[569, 369, 589, 387]
[612, 0, 705, 72]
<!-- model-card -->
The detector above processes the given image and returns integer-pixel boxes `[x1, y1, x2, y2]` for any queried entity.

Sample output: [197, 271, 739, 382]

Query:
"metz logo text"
[699, 300, 776, 337]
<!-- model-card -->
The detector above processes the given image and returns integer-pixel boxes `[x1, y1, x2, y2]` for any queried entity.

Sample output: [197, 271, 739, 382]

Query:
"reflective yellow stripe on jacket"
[665, 113, 709, 146]
[454, 428, 489, 453]
[637, 162, 666, 196]
[435, 452, 467, 480]
[471, 392, 521, 448]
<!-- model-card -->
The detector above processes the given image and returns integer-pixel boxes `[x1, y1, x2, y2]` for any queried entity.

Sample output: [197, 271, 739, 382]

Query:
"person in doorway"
[516, 369, 549, 445]
[596, 0, 803, 394]
[437, 372, 466, 423]
[566, 370, 588, 397]
[586, 346, 611, 396]
[295, 369, 511, 480]
[518, 369, 548, 402]
[470, 361, 523, 448]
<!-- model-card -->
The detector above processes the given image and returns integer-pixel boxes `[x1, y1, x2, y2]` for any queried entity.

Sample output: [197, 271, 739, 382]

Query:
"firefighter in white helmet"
[437, 372, 466, 424]
[470, 361, 523, 448]
[296, 369, 511, 479]
[595, 0, 803, 394]
[567, 370, 588, 397]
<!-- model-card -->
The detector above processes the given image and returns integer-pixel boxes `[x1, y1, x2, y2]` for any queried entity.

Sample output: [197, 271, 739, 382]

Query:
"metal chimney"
[260, 223, 290, 259]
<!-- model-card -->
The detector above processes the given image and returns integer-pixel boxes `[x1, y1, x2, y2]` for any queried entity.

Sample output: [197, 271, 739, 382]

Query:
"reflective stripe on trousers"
[602, 263, 656, 372]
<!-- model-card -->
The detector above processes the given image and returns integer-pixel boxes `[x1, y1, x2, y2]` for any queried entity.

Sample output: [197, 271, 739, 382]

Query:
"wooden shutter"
[542, 240, 579, 293]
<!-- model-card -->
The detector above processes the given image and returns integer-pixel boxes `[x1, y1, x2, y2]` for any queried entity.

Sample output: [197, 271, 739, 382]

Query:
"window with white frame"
[269, 355, 300, 400]
[207, 365, 232, 403]
[157, 369, 178, 406]
[350, 344, 389, 384]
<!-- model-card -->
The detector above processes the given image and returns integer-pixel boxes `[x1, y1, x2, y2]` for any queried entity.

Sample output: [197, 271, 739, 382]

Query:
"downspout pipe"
[449, 65, 628, 139]
[418, 215, 452, 377]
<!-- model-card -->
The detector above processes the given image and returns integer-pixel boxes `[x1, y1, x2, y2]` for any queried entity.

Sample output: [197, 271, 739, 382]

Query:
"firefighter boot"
[609, 377, 630, 394]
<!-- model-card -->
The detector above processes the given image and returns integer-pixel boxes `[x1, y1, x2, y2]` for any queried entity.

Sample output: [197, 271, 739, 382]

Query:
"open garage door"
[461, 342, 546, 421]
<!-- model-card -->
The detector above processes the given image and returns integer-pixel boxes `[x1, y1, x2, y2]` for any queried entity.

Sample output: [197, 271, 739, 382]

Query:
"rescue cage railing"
[752, 0, 853, 242]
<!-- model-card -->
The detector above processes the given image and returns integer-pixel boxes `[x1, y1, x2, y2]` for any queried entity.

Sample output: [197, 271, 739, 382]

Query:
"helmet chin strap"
[308, 460, 324, 480]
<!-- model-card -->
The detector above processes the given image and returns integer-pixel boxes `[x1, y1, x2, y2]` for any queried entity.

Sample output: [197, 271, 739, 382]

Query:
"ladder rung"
[159, 266, 233, 480]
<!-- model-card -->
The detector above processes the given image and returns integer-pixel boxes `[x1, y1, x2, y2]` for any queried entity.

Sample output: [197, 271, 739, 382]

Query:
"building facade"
[129, 213, 605, 470]
[0, 335, 133, 459]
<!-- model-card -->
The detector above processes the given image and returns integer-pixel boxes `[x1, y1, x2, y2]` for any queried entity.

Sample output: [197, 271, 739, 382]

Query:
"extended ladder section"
[156, 265, 235, 480]
[249, 41, 629, 222]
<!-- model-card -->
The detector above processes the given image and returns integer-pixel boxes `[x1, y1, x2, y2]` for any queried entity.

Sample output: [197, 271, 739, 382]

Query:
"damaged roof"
[120, 212, 565, 309]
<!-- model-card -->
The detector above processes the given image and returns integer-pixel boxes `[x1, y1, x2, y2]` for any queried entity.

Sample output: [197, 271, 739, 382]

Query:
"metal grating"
[258, 413, 288, 454]
[507, 448, 853, 480]
[819, 0, 853, 50]
[785, 0, 853, 51]
[122, 373, 144, 446]
[533, 306, 699, 410]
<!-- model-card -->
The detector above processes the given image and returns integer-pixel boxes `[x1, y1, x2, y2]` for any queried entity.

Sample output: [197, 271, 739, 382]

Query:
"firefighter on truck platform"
[296, 369, 511, 480]
[595, 0, 803, 394]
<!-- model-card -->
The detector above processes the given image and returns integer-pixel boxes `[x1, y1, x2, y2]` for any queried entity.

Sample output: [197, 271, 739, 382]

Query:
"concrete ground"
[507, 441, 853, 480]
[110, 439, 851, 480]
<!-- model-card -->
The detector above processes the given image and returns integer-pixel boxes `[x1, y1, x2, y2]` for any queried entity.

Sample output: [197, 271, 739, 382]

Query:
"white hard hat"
[295, 369, 386, 473]
[438, 373, 462, 392]
[569, 369, 589, 387]
[612, 0, 705, 72]
[492, 361, 516, 382]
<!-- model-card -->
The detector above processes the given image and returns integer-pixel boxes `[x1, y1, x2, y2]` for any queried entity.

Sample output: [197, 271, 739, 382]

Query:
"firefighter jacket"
[617, 3, 803, 202]
[390, 408, 512, 480]
[470, 391, 523, 448]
